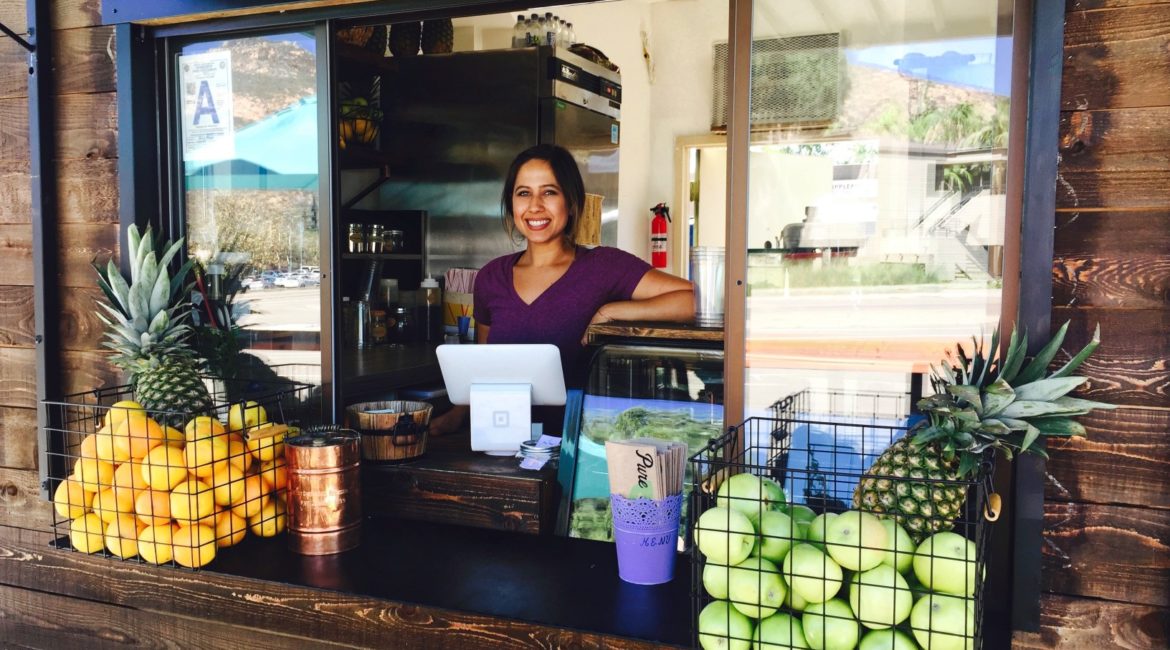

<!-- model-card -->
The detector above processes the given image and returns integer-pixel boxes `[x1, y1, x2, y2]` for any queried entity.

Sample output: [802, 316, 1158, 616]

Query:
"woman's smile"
[513, 159, 569, 244]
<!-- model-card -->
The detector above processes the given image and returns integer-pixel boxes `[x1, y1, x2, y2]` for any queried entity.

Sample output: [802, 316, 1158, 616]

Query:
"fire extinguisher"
[650, 202, 671, 269]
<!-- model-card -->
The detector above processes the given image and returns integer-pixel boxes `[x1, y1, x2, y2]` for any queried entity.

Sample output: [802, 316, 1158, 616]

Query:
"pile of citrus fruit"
[53, 399, 289, 568]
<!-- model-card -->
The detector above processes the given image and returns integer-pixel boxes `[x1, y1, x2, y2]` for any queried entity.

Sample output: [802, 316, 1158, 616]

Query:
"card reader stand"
[469, 383, 532, 456]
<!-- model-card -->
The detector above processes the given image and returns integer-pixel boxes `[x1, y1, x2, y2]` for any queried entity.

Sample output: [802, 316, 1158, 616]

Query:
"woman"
[431, 144, 695, 435]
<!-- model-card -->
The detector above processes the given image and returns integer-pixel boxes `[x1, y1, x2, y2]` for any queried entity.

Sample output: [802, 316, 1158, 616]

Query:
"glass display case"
[557, 342, 724, 543]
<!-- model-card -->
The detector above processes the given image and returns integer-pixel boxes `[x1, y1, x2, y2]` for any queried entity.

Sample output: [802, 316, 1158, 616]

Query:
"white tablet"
[436, 343, 567, 406]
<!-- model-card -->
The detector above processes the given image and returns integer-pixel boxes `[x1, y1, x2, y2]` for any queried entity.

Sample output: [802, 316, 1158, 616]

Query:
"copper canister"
[286, 428, 362, 555]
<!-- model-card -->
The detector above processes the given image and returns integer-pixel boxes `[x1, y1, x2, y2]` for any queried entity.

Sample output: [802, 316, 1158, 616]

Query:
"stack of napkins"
[605, 438, 688, 500]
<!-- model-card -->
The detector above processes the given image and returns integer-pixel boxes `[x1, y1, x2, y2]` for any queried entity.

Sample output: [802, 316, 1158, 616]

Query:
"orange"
[92, 487, 134, 525]
[53, 478, 93, 520]
[94, 428, 130, 463]
[134, 489, 172, 527]
[141, 445, 188, 491]
[184, 416, 226, 443]
[104, 514, 141, 558]
[78, 434, 99, 460]
[69, 513, 105, 553]
[248, 498, 287, 538]
[229, 473, 269, 520]
[172, 524, 217, 568]
[170, 479, 215, 524]
[138, 523, 176, 565]
[162, 425, 186, 445]
[113, 412, 166, 460]
[257, 458, 288, 493]
[105, 400, 144, 431]
[73, 457, 114, 493]
[214, 510, 248, 548]
[209, 464, 246, 507]
[112, 459, 148, 495]
[226, 434, 251, 472]
[184, 436, 230, 478]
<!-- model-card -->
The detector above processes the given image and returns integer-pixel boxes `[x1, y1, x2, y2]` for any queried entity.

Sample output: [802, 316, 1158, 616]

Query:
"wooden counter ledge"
[585, 320, 723, 346]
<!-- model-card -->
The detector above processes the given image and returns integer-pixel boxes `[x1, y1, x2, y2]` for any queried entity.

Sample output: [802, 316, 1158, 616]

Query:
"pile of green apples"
[693, 473, 978, 650]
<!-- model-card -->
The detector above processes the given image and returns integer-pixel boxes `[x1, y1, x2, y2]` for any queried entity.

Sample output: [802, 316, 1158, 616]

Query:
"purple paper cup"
[611, 493, 683, 585]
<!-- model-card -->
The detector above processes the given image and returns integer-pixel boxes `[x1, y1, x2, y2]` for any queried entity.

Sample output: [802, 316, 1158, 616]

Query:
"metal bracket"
[0, 21, 35, 53]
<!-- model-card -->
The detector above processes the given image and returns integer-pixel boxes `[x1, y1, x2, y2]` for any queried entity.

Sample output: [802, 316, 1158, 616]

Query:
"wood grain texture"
[1046, 407, 1170, 509]
[51, 0, 103, 30]
[58, 158, 118, 224]
[586, 321, 724, 345]
[0, 584, 356, 650]
[57, 222, 117, 289]
[54, 92, 117, 161]
[1041, 501, 1170, 607]
[60, 349, 121, 397]
[1062, 4, 1170, 110]
[1013, 593, 1168, 649]
[0, 468, 49, 532]
[0, 346, 36, 408]
[53, 26, 116, 96]
[1057, 109, 1170, 210]
[0, 223, 32, 285]
[1053, 211, 1170, 308]
[0, 39, 26, 100]
[0, 285, 34, 347]
[0, 406, 37, 471]
[0, 537, 676, 650]
[0, 1, 26, 35]
[0, 160, 30, 223]
[1050, 307, 1170, 408]
[0, 97, 29, 162]
[59, 286, 107, 352]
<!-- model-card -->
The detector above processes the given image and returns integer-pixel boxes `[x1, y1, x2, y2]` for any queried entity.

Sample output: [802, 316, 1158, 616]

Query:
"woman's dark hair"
[500, 144, 586, 246]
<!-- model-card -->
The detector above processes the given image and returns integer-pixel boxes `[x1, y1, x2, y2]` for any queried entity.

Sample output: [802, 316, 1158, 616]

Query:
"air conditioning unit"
[712, 32, 843, 130]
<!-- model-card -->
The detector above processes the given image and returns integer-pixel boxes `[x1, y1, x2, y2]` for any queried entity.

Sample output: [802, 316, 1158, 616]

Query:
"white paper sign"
[179, 50, 235, 161]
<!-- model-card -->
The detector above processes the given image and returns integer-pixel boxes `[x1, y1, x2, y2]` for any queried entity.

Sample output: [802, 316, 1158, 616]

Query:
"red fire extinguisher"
[650, 202, 671, 269]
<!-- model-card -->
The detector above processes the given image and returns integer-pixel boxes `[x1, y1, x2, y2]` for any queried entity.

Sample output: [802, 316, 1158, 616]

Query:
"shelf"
[342, 253, 422, 261]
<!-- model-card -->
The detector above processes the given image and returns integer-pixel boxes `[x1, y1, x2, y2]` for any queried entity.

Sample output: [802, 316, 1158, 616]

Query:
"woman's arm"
[589, 269, 695, 326]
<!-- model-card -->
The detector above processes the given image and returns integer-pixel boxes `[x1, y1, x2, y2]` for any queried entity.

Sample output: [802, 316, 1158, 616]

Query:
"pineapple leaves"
[997, 399, 1085, 419]
[1029, 416, 1086, 437]
[981, 378, 1016, 417]
[1012, 377, 1087, 402]
[958, 452, 981, 478]
[946, 384, 982, 413]
[1053, 395, 1117, 413]
[999, 327, 1028, 385]
[127, 224, 143, 284]
[1014, 321, 1069, 385]
[1020, 424, 1041, 453]
[1050, 324, 1102, 379]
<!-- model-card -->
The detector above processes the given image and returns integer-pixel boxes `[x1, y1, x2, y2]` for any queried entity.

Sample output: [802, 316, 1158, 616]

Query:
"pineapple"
[93, 225, 213, 424]
[421, 18, 454, 54]
[854, 322, 1115, 540]
[389, 21, 421, 57]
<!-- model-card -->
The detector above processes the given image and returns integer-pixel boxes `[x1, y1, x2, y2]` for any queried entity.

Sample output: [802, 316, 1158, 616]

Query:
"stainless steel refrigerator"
[373, 45, 622, 273]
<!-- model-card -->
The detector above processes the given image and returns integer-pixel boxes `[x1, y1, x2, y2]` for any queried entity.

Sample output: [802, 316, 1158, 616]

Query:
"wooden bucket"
[346, 400, 432, 462]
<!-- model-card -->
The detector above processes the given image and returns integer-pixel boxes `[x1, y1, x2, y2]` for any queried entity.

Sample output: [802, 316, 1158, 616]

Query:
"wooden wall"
[1013, 1, 1170, 648]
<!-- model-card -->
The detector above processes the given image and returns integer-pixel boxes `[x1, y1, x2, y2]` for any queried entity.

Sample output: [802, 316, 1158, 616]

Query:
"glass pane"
[743, 4, 1014, 425]
[178, 32, 323, 393]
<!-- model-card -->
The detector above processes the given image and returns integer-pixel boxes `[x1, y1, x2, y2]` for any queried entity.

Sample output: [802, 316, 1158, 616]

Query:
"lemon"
[249, 498, 287, 538]
[214, 510, 249, 548]
[170, 479, 215, 524]
[141, 445, 188, 491]
[257, 457, 288, 492]
[69, 513, 106, 553]
[229, 473, 269, 520]
[227, 400, 268, 433]
[104, 514, 141, 559]
[245, 425, 285, 463]
[134, 489, 172, 527]
[162, 425, 186, 445]
[113, 412, 166, 460]
[184, 416, 226, 443]
[172, 524, 217, 568]
[226, 434, 251, 472]
[92, 487, 134, 525]
[184, 436, 231, 478]
[105, 400, 144, 430]
[53, 478, 93, 519]
[112, 459, 148, 496]
[73, 457, 115, 493]
[94, 428, 130, 463]
[78, 434, 99, 460]
[138, 524, 176, 565]
[209, 464, 246, 507]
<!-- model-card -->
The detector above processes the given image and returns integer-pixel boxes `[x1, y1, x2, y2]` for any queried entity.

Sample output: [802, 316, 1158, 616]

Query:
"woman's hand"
[428, 405, 468, 436]
[583, 304, 617, 343]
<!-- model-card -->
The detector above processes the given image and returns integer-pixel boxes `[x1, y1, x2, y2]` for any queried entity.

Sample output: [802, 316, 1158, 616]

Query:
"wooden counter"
[585, 320, 723, 346]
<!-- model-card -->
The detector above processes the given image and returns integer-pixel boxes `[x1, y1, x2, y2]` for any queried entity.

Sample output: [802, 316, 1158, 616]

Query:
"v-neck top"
[473, 245, 652, 384]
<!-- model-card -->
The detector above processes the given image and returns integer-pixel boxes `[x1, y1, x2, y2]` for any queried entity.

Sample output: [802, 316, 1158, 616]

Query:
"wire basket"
[42, 377, 312, 570]
[689, 412, 993, 650]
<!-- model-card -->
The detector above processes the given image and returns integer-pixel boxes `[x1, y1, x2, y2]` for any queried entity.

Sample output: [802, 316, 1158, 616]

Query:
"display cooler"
[688, 390, 995, 650]
[556, 341, 724, 544]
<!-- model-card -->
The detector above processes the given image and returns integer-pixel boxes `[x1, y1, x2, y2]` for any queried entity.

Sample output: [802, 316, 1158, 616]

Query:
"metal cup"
[690, 246, 725, 327]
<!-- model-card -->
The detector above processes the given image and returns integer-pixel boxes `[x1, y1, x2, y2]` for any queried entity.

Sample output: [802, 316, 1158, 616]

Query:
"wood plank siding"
[1010, 1, 1170, 646]
[0, 0, 1167, 648]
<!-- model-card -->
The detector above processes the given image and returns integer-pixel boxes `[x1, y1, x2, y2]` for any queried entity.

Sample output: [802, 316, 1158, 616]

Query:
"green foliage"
[748, 258, 941, 290]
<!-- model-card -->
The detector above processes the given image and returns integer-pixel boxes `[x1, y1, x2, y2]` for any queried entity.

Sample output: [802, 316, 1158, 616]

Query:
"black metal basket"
[42, 377, 313, 570]
[689, 402, 993, 650]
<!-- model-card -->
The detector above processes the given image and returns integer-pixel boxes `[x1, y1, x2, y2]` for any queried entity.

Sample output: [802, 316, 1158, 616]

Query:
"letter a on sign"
[193, 80, 220, 125]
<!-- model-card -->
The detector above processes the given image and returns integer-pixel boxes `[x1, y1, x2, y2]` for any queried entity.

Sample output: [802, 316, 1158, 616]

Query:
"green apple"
[801, 598, 858, 650]
[703, 561, 731, 599]
[909, 594, 974, 650]
[878, 518, 915, 575]
[727, 556, 787, 619]
[807, 512, 838, 546]
[825, 510, 888, 572]
[227, 400, 268, 433]
[787, 504, 817, 526]
[698, 600, 754, 650]
[753, 612, 809, 649]
[784, 583, 810, 613]
[756, 510, 796, 563]
[782, 543, 843, 604]
[913, 532, 977, 596]
[859, 628, 917, 650]
[761, 476, 786, 505]
[695, 507, 757, 566]
[717, 473, 782, 527]
[848, 564, 913, 629]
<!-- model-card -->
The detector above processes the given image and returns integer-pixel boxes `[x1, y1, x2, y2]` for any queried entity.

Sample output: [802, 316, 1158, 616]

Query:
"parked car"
[274, 274, 306, 288]
[242, 276, 271, 290]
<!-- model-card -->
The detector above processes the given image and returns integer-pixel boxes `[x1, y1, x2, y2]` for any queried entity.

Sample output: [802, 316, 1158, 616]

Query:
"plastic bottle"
[566, 22, 576, 47]
[511, 14, 527, 48]
[420, 277, 442, 342]
[527, 14, 541, 46]
[544, 12, 557, 47]
[558, 19, 568, 47]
